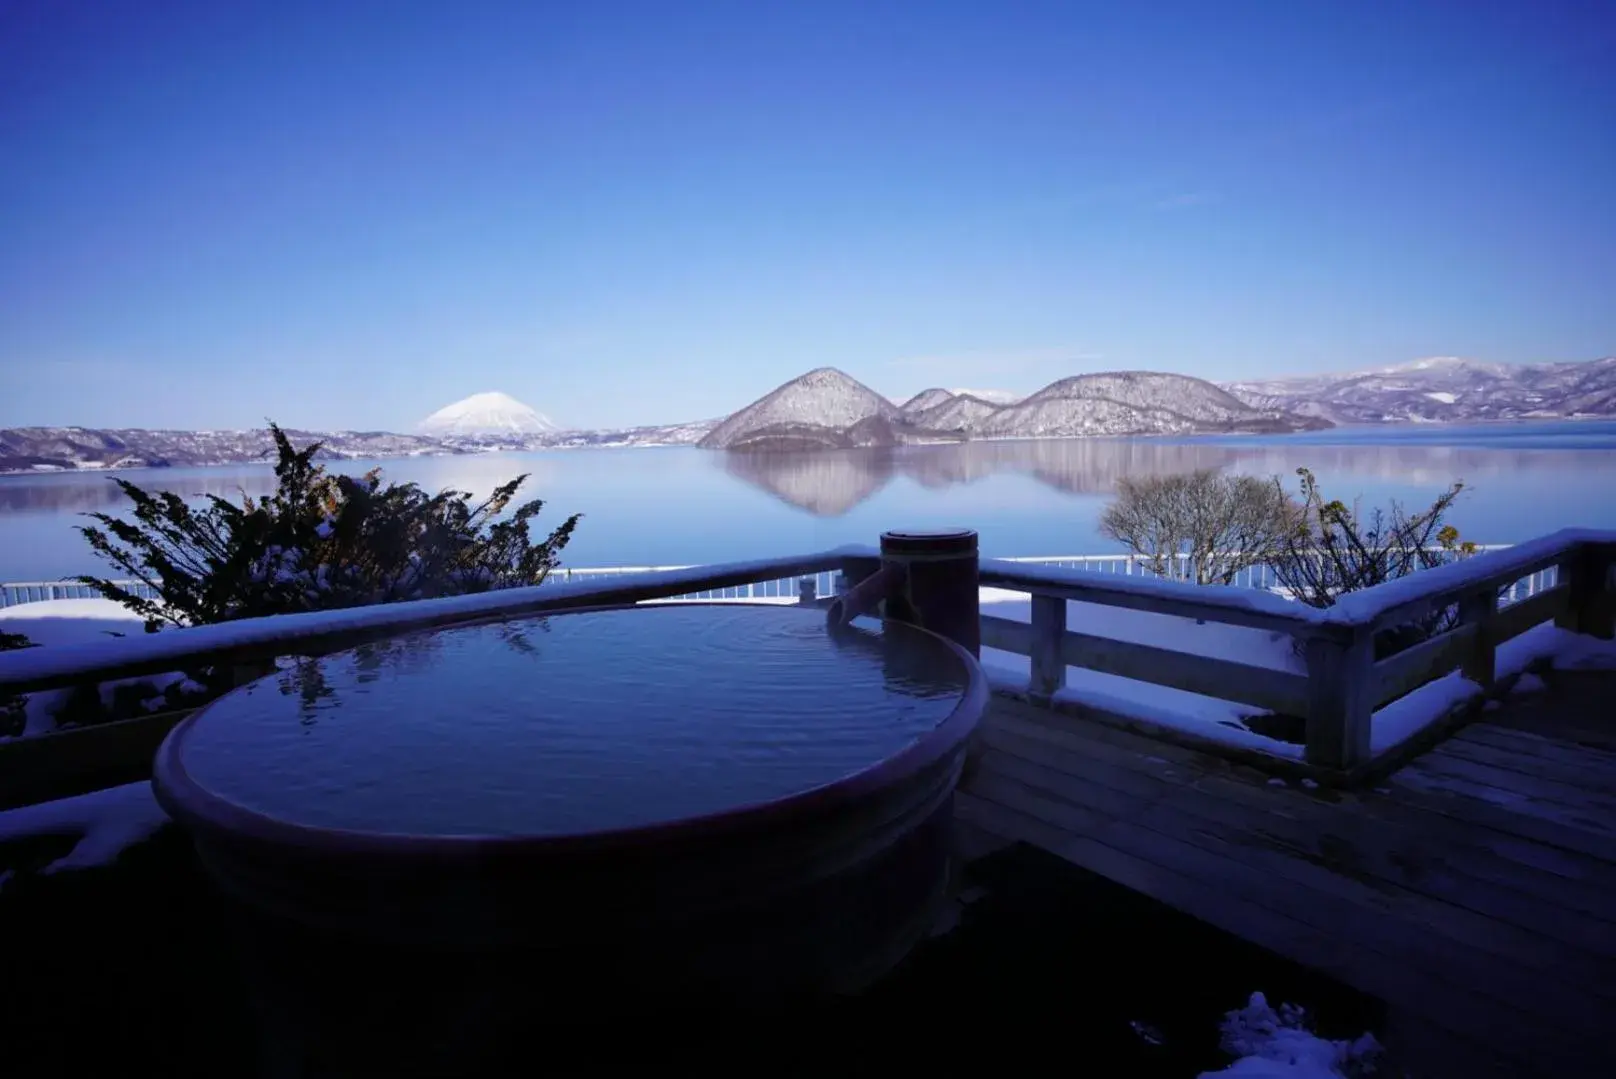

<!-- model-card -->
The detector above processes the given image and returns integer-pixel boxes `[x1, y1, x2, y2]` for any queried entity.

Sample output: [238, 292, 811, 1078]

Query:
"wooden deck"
[956, 685, 1616, 1079]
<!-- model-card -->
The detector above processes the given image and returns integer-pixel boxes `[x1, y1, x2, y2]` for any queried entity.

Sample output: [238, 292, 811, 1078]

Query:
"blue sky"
[2, 0, 1612, 432]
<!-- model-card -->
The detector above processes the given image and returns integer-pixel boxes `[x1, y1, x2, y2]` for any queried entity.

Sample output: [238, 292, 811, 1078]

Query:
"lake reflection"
[720, 434, 1616, 515]
[3, 422, 1614, 579]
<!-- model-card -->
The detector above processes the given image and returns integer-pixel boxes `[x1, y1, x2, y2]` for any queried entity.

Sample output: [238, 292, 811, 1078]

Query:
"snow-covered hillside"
[0, 426, 453, 473]
[910, 393, 1006, 433]
[898, 388, 957, 413]
[1222, 355, 1616, 424]
[701, 367, 1325, 451]
[698, 368, 902, 449]
[948, 388, 1021, 405]
[417, 391, 557, 437]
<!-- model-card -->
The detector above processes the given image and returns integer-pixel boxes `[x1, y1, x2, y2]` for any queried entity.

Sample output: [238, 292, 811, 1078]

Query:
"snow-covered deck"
[959, 684, 1616, 1078]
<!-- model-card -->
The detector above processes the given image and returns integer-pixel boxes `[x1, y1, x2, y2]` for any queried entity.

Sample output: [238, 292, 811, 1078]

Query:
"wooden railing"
[0, 548, 863, 697]
[3, 546, 1526, 609]
[0, 548, 865, 810]
[2, 530, 1612, 801]
[978, 528, 1615, 771]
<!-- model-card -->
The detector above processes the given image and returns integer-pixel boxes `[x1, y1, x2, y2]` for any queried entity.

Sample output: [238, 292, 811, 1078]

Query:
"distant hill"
[698, 368, 915, 451]
[1221, 356, 1616, 424]
[0, 427, 454, 473]
[700, 368, 1327, 451]
[11, 354, 1610, 474]
[0, 419, 718, 474]
[898, 388, 957, 413]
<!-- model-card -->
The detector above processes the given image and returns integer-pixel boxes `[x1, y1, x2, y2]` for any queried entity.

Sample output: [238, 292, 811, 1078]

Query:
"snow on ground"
[1, 599, 188, 738]
[1370, 622, 1616, 754]
[0, 598, 145, 646]
[1198, 993, 1381, 1078]
[982, 586, 1616, 761]
[0, 782, 170, 882]
[977, 587, 1308, 759]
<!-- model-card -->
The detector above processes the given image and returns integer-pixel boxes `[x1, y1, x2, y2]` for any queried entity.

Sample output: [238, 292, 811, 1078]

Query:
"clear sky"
[2, 0, 1613, 432]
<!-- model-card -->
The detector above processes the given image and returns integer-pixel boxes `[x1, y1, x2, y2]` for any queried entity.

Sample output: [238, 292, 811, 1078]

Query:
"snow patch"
[1370, 621, 1612, 753]
[0, 598, 145, 645]
[947, 387, 1021, 405]
[977, 588, 1307, 759]
[1512, 671, 1547, 695]
[0, 783, 170, 879]
[1199, 992, 1381, 1078]
[1422, 391, 1458, 404]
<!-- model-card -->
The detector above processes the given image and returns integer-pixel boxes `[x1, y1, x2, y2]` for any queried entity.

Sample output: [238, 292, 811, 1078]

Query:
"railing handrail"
[0, 544, 1520, 596]
[979, 557, 1342, 637]
[997, 544, 1513, 565]
[4, 532, 1609, 775]
[981, 527, 1614, 770]
[0, 546, 869, 696]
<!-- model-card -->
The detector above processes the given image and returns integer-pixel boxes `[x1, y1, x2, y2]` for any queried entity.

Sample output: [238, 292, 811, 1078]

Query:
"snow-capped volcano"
[417, 392, 558, 437]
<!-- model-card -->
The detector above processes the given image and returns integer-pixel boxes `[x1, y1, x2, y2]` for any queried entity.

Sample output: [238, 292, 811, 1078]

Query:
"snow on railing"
[0, 547, 869, 696]
[996, 545, 1535, 597]
[0, 546, 1527, 610]
[3, 533, 1609, 779]
[980, 528, 1616, 772]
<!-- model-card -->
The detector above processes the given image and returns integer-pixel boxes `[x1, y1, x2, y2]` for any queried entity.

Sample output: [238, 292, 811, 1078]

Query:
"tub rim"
[151, 601, 986, 864]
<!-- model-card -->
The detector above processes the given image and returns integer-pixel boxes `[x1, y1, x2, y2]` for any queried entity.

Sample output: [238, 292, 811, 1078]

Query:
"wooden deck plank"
[1380, 768, 1616, 863]
[955, 787, 1590, 1077]
[953, 790, 1524, 1079]
[1441, 729, 1616, 792]
[1457, 722, 1616, 771]
[997, 692, 1616, 885]
[976, 741, 1616, 1004]
[986, 701, 1219, 780]
[1393, 764, 1616, 839]
[958, 695, 1616, 1078]
[976, 724, 1183, 804]
[1176, 772, 1616, 940]
[1404, 750, 1616, 819]
[988, 728, 1616, 953]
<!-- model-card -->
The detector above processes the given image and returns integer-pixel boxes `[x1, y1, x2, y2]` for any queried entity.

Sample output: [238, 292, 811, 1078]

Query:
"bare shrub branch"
[1100, 469, 1296, 585]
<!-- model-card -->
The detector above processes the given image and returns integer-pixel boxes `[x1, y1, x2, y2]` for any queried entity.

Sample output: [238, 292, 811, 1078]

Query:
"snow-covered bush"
[76, 424, 581, 630]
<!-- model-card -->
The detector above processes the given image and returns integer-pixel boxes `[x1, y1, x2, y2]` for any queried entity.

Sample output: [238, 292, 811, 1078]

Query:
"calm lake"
[2, 421, 1614, 582]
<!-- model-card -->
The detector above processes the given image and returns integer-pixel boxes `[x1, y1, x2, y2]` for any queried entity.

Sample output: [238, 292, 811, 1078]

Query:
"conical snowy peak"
[698, 368, 899, 449]
[417, 392, 557, 437]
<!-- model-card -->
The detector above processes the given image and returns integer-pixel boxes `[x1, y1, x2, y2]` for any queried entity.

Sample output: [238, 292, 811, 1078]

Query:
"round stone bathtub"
[152, 603, 985, 1069]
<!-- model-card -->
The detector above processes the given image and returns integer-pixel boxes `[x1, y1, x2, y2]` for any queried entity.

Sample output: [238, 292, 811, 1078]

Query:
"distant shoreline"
[4, 415, 1612, 479]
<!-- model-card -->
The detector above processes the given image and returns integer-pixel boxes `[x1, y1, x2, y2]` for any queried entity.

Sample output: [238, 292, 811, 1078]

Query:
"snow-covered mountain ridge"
[1220, 356, 1616, 424]
[0, 420, 718, 474]
[699, 368, 1328, 450]
[6, 355, 1609, 473]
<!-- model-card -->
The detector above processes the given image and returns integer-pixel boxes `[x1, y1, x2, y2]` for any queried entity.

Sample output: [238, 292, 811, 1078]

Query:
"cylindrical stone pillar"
[879, 529, 980, 658]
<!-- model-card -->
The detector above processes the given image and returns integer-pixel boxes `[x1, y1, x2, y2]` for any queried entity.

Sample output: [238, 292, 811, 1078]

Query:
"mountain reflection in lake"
[719, 434, 1616, 516]
[3, 423, 1614, 579]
